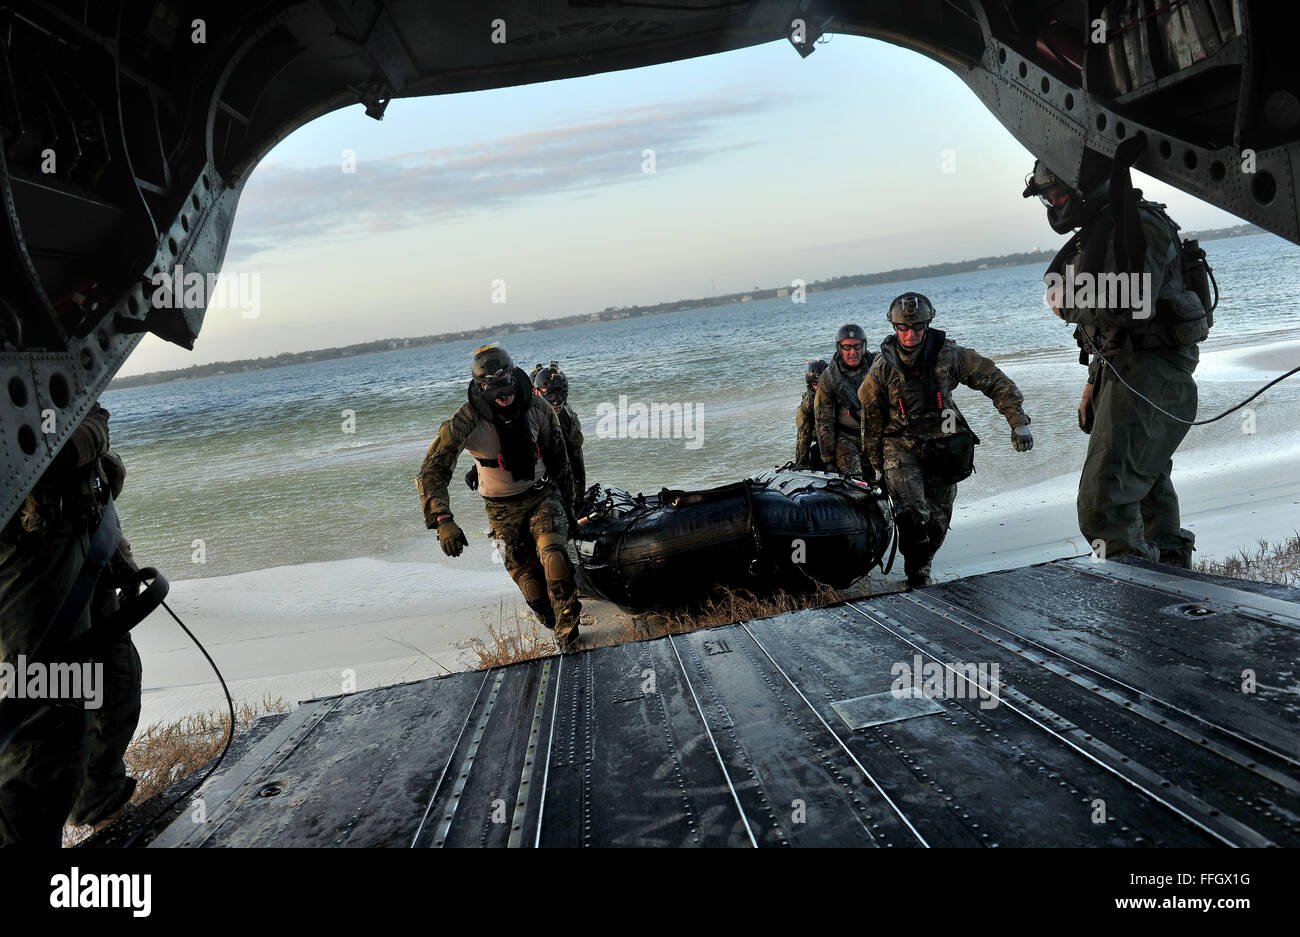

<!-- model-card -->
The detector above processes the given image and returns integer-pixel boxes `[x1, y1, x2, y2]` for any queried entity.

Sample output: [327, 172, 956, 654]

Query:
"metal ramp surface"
[145, 555, 1300, 848]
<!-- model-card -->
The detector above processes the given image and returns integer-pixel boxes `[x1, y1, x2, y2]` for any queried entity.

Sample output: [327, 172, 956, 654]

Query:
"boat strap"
[741, 480, 766, 560]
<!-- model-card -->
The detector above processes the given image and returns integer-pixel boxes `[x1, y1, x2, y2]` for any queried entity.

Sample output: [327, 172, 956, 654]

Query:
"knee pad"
[894, 506, 924, 537]
[512, 568, 548, 604]
[540, 548, 571, 583]
[536, 533, 571, 582]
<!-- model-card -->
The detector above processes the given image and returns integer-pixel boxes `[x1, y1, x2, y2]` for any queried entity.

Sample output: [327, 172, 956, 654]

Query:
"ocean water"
[102, 233, 1300, 581]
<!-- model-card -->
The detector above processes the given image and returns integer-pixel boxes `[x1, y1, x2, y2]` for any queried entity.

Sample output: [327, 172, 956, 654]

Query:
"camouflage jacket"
[795, 389, 816, 465]
[858, 331, 1028, 475]
[814, 352, 873, 458]
[417, 391, 574, 526]
[558, 403, 586, 502]
[1051, 200, 1198, 374]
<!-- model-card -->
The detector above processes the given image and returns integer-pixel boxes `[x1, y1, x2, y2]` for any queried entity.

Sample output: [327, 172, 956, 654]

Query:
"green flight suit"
[1057, 201, 1199, 566]
[0, 404, 142, 847]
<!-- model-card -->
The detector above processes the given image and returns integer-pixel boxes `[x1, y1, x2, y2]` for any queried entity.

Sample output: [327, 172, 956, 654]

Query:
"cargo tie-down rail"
[129, 555, 1300, 848]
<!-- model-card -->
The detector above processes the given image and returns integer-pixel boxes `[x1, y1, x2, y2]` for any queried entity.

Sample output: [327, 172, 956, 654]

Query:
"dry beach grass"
[62, 695, 287, 846]
[1195, 533, 1300, 588]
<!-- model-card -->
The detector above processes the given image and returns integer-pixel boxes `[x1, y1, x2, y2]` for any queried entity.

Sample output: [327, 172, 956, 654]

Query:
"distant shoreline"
[110, 223, 1265, 390]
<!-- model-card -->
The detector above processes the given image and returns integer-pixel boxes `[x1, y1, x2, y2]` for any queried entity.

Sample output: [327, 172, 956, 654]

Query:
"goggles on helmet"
[477, 368, 514, 398]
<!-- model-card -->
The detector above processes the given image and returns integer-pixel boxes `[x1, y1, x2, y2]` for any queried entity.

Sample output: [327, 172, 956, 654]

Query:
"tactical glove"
[464, 463, 479, 490]
[1012, 425, 1034, 452]
[438, 518, 468, 557]
[1078, 382, 1095, 435]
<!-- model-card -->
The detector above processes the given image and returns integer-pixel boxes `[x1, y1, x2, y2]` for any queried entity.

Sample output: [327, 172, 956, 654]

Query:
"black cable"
[113, 0, 159, 241]
[121, 598, 234, 848]
[1082, 328, 1300, 426]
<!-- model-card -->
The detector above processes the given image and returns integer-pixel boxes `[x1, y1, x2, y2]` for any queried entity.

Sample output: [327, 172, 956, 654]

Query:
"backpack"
[1140, 200, 1218, 347]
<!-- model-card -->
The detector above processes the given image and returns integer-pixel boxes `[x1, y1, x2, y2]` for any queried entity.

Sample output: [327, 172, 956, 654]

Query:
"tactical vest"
[825, 355, 872, 432]
[875, 331, 982, 482]
[879, 330, 950, 428]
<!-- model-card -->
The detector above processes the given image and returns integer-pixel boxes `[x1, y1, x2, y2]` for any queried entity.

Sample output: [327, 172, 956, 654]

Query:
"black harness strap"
[40, 499, 121, 654]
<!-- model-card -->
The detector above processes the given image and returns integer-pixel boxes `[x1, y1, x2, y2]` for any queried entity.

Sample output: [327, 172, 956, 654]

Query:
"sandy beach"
[132, 429, 1300, 729]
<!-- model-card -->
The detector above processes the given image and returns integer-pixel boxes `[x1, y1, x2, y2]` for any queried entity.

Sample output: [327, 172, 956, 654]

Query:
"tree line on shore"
[110, 222, 1261, 390]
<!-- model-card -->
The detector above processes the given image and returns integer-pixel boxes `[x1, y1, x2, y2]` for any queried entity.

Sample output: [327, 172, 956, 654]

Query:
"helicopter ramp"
[138, 554, 1300, 848]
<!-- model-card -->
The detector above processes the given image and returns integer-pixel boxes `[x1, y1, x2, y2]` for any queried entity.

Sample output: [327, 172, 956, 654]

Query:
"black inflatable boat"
[568, 467, 895, 609]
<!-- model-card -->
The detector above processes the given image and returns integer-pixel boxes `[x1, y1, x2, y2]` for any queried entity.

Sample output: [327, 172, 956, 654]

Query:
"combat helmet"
[887, 292, 935, 328]
[1021, 159, 1069, 201]
[1023, 157, 1108, 233]
[805, 358, 828, 392]
[471, 344, 516, 399]
[533, 360, 569, 407]
[835, 323, 866, 346]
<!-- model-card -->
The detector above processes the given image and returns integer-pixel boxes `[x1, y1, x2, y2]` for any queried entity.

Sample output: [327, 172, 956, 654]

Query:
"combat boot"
[904, 560, 932, 589]
[550, 584, 582, 652]
[1158, 528, 1196, 569]
[555, 612, 581, 651]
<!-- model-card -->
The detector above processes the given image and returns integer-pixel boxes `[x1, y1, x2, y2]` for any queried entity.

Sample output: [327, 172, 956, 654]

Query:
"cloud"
[227, 95, 787, 260]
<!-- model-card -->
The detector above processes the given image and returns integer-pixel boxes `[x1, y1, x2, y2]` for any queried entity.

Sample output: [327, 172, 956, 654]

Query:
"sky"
[119, 33, 1243, 376]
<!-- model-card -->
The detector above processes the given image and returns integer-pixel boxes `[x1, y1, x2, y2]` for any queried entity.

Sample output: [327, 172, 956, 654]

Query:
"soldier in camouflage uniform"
[467, 361, 588, 505]
[417, 345, 583, 649]
[0, 403, 142, 846]
[532, 362, 586, 507]
[1025, 155, 1201, 566]
[816, 324, 875, 476]
[795, 358, 828, 470]
[859, 293, 1034, 587]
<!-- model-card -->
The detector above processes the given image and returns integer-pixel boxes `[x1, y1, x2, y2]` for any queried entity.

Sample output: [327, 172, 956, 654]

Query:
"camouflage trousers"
[0, 519, 142, 847]
[881, 436, 958, 582]
[484, 484, 581, 640]
[1078, 351, 1197, 566]
[801, 441, 826, 473]
[828, 431, 864, 476]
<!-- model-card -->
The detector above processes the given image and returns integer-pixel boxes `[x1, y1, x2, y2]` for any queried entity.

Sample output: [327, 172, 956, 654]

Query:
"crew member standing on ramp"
[1024, 139, 1206, 567]
[0, 404, 143, 846]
